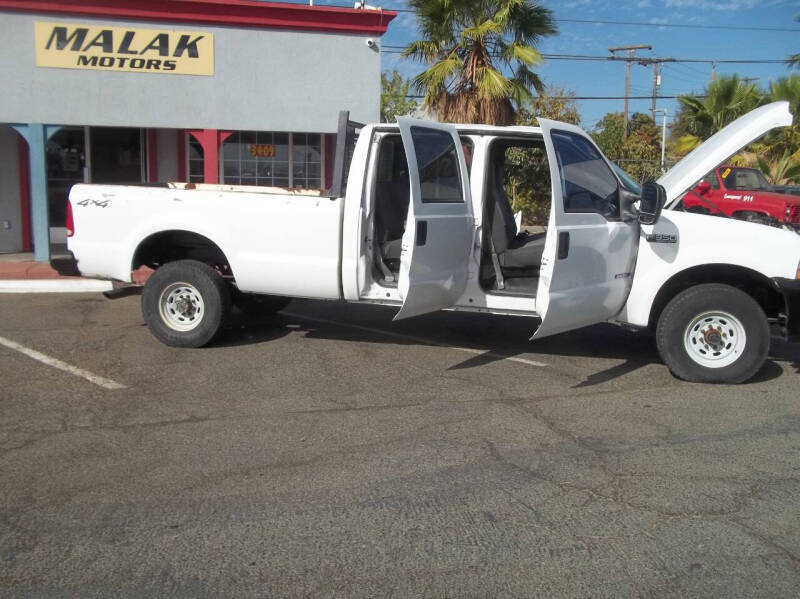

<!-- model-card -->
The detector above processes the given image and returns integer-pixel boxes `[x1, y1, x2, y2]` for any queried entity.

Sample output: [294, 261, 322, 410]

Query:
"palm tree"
[756, 152, 800, 185]
[402, 0, 557, 125]
[675, 75, 765, 154]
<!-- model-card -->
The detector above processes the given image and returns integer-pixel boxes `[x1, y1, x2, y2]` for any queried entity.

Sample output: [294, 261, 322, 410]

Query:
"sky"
[378, 0, 800, 130]
[312, 0, 800, 131]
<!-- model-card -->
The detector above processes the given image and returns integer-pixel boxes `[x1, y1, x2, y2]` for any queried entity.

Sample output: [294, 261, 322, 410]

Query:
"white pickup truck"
[65, 102, 800, 384]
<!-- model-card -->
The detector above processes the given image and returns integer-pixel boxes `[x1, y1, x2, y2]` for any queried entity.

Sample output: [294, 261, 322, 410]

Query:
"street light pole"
[654, 108, 668, 173]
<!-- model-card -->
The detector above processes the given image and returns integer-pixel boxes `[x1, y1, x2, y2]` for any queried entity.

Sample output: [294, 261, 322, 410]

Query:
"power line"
[378, 8, 800, 32]
[382, 48, 788, 64]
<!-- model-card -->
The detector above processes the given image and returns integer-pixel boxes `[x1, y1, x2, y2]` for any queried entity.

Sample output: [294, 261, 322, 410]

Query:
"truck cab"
[682, 165, 800, 228]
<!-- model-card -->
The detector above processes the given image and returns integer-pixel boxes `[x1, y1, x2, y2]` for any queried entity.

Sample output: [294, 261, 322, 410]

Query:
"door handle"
[416, 220, 428, 246]
[557, 231, 570, 259]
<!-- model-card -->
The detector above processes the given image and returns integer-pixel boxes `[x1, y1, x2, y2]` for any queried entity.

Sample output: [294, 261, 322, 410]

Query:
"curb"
[0, 279, 114, 293]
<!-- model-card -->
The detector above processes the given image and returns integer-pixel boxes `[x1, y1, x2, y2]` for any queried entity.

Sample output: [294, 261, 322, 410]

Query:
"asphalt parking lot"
[1, 292, 799, 597]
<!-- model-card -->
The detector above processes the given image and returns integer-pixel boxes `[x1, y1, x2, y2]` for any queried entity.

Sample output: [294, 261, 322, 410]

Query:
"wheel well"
[648, 264, 783, 330]
[132, 230, 233, 279]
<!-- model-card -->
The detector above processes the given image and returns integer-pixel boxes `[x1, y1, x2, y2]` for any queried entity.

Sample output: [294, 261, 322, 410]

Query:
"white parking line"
[0, 335, 126, 390]
[283, 312, 548, 368]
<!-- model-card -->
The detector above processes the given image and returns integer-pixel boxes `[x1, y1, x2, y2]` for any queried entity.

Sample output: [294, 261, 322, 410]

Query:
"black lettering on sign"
[140, 33, 170, 56]
[46, 27, 88, 51]
[163, 60, 177, 71]
[77, 55, 98, 66]
[98, 56, 114, 67]
[173, 34, 204, 58]
[117, 31, 138, 55]
[82, 30, 113, 53]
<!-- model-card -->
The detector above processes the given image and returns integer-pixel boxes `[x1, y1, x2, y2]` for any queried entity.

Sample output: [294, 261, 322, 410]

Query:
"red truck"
[682, 165, 800, 230]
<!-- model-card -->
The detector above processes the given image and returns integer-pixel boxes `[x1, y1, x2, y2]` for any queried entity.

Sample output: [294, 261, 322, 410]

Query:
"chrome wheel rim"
[159, 282, 204, 331]
[684, 311, 746, 369]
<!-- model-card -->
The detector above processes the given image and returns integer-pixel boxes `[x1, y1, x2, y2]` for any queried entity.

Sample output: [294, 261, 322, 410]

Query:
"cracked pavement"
[1, 293, 799, 597]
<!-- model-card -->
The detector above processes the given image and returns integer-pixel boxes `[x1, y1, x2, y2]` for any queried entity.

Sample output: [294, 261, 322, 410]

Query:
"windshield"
[720, 167, 771, 191]
[611, 163, 642, 195]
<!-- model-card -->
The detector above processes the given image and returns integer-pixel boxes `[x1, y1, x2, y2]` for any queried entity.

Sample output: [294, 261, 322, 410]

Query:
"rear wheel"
[142, 260, 230, 347]
[655, 283, 769, 384]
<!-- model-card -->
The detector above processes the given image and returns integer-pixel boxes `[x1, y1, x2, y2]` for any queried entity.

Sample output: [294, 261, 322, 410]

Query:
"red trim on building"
[188, 129, 232, 185]
[0, 0, 396, 35]
[177, 130, 186, 182]
[147, 129, 158, 182]
[16, 135, 32, 252]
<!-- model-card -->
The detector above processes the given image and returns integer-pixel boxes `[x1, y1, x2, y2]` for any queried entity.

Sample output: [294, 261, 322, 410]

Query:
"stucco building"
[0, 0, 395, 259]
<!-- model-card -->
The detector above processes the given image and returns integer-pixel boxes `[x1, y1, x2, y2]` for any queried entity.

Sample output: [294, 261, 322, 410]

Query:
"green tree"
[516, 84, 581, 125]
[757, 152, 800, 185]
[675, 74, 765, 154]
[380, 69, 418, 123]
[592, 112, 662, 182]
[403, 0, 557, 125]
[504, 86, 581, 223]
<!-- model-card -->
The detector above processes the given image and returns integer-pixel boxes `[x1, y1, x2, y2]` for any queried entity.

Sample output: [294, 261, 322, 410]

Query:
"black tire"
[655, 283, 769, 384]
[141, 260, 231, 348]
[232, 291, 291, 317]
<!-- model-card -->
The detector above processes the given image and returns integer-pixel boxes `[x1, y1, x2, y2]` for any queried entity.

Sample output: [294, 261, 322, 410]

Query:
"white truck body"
[67, 102, 800, 383]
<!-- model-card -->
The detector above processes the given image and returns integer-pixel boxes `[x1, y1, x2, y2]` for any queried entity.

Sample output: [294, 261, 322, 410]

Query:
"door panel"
[394, 118, 474, 320]
[533, 119, 640, 339]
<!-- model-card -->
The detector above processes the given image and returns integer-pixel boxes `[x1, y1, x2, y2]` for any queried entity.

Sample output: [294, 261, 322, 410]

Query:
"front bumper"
[772, 277, 800, 342]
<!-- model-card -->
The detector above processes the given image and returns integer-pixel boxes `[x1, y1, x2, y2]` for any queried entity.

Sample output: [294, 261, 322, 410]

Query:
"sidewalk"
[0, 253, 113, 293]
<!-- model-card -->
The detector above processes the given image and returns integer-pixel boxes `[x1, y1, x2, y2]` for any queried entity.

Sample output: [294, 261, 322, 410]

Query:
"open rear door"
[394, 118, 474, 320]
[533, 119, 640, 339]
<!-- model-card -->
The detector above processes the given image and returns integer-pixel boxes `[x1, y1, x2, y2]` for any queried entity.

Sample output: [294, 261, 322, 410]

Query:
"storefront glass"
[46, 127, 85, 228]
[90, 127, 143, 184]
[222, 132, 321, 189]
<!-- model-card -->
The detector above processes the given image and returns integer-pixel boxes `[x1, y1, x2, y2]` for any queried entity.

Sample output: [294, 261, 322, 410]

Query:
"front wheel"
[655, 284, 769, 384]
[141, 260, 231, 347]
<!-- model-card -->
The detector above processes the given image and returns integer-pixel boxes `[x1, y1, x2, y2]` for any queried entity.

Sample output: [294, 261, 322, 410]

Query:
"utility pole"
[711, 61, 717, 81]
[636, 57, 675, 121]
[609, 44, 651, 137]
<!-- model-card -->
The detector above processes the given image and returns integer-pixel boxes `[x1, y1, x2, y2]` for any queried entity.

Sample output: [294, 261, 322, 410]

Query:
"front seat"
[489, 160, 546, 269]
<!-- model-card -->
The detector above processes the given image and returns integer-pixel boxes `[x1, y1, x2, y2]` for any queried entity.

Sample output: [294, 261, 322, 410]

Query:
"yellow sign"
[250, 144, 276, 158]
[721, 167, 731, 179]
[34, 21, 214, 76]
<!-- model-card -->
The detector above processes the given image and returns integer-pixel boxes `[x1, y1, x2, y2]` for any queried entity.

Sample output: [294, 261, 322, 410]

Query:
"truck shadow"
[215, 300, 797, 387]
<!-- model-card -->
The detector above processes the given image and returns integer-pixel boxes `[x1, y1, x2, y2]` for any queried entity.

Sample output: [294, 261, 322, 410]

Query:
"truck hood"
[660, 101, 793, 208]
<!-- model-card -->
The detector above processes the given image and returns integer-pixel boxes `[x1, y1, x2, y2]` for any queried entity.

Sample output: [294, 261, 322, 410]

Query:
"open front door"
[533, 119, 640, 339]
[394, 118, 474, 321]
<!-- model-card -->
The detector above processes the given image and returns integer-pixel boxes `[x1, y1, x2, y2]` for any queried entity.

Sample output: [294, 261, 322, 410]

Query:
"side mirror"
[697, 181, 711, 195]
[639, 182, 666, 225]
[619, 187, 640, 222]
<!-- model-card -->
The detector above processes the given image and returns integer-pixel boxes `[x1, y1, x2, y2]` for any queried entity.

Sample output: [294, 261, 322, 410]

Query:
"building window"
[188, 136, 205, 183]
[222, 132, 322, 189]
[292, 133, 321, 189]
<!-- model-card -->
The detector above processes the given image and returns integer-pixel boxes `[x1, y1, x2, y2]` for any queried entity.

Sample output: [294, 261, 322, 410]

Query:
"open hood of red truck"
[660, 102, 793, 208]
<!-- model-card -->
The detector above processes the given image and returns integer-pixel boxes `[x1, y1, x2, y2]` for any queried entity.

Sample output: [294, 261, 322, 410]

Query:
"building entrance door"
[46, 127, 87, 249]
[90, 127, 143, 183]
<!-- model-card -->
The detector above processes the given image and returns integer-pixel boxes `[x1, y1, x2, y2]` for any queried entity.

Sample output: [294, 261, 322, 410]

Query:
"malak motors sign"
[34, 21, 214, 76]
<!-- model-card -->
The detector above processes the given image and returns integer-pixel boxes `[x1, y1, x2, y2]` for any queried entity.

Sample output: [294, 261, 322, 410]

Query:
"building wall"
[0, 12, 381, 132]
[0, 126, 23, 252]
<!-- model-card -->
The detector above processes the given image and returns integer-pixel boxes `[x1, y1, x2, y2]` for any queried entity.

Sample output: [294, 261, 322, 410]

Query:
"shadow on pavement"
[210, 300, 797, 386]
